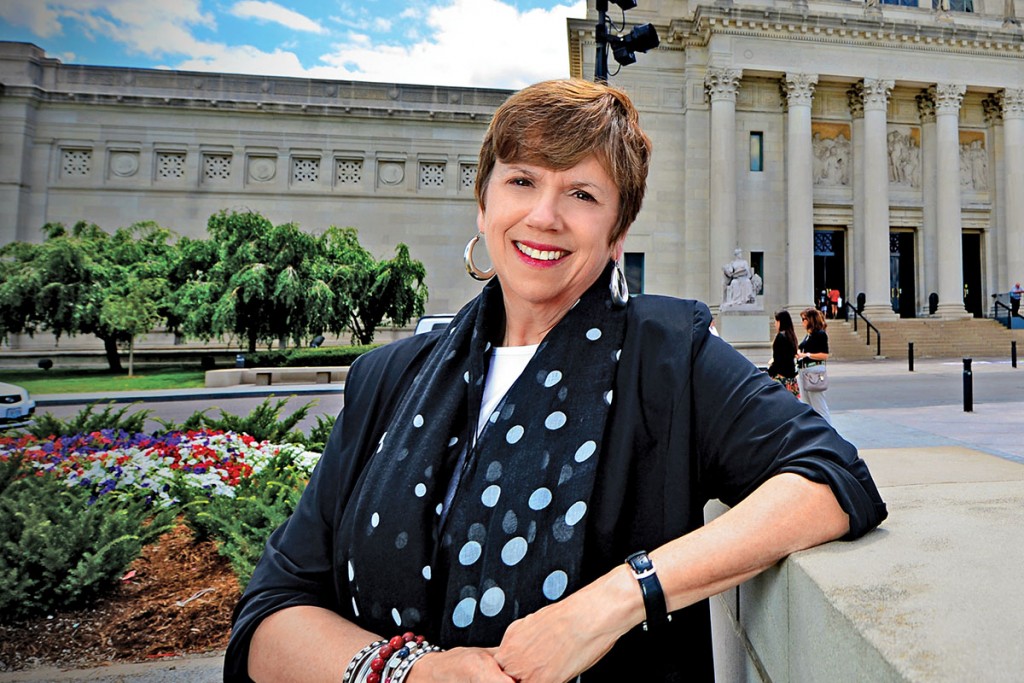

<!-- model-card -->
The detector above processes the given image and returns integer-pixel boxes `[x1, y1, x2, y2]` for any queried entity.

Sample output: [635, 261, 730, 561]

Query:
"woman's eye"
[510, 177, 532, 187]
[571, 190, 596, 202]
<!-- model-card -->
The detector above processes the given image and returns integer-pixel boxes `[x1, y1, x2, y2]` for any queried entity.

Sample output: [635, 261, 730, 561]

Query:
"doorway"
[813, 229, 846, 319]
[889, 231, 916, 318]
[962, 232, 983, 318]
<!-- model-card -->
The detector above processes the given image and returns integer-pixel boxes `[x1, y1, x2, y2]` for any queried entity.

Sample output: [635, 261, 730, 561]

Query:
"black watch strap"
[625, 550, 672, 632]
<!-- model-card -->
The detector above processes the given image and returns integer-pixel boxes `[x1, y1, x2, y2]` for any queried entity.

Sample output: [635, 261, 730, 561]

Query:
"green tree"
[169, 211, 427, 351]
[0, 221, 174, 372]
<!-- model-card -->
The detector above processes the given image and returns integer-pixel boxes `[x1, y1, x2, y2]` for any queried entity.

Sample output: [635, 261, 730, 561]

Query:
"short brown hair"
[475, 79, 652, 244]
[801, 308, 827, 333]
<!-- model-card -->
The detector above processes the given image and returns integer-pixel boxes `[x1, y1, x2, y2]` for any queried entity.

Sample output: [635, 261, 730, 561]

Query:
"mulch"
[0, 524, 240, 672]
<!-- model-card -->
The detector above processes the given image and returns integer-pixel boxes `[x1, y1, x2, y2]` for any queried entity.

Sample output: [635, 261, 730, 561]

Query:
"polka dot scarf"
[339, 264, 626, 647]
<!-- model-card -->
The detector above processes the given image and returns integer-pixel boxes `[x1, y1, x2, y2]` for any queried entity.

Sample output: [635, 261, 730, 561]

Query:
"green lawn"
[0, 367, 206, 395]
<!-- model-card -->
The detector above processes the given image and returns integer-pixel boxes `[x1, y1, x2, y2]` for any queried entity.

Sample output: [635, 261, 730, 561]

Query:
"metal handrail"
[852, 308, 882, 357]
[993, 300, 1013, 328]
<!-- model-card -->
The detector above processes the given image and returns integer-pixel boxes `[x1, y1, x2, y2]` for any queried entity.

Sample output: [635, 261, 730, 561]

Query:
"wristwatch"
[625, 550, 672, 632]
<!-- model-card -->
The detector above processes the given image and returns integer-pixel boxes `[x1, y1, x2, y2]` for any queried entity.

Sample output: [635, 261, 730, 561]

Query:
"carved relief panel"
[887, 125, 921, 189]
[811, 122, 852, 187]
[958, 131, 988, 193]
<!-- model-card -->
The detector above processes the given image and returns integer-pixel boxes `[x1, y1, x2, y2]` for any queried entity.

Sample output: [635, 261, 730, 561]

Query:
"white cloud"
[229, 1, 327, 35]
[0, 1, 63, 38]
[314, 0, 588, 89]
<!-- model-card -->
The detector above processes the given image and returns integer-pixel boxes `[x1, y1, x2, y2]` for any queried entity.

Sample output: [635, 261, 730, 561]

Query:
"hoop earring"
[464, 232, 494, 281]
[610, 260, 629, 307]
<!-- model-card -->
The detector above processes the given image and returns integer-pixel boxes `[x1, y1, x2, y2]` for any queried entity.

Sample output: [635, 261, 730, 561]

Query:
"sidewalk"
[3, 357, 1021, 682]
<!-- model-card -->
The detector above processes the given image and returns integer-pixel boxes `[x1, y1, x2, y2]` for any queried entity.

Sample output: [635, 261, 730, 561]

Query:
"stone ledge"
[205, 366, 349, 388]
[711, 446, 1024, 682]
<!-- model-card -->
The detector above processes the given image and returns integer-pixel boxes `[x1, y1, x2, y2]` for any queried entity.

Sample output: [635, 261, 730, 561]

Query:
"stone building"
[1, 0, 1022, 352]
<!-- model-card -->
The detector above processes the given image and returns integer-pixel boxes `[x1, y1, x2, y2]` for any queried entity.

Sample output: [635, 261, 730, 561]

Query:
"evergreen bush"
[24, 401, 151, 438]
[158, 396, 314, 445]
[181, 447, 312, 588]
[0, 470, 175, 620]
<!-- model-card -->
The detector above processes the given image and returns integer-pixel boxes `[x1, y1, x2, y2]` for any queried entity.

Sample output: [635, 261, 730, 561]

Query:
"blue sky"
[0, 1, 587, 89]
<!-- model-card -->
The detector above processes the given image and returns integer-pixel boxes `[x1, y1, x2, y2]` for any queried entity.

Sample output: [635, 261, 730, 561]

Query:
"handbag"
[800, 364, 829, 392]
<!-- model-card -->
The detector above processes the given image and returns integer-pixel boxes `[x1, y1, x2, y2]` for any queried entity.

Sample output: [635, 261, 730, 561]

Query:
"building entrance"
[962, 232, 983, 318]
[889, 230, 916, 318]
[813, 229, 846, 318]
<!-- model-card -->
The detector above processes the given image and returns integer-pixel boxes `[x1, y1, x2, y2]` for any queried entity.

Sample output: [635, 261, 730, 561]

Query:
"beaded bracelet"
[344, 632, 442, 683]
[343, 640, 387, 683]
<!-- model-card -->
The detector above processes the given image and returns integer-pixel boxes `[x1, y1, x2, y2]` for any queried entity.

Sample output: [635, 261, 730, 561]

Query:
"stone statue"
[721, 248, 758, 310]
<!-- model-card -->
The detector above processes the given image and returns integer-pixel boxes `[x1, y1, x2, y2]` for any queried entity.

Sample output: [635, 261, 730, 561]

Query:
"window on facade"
[61, 148, 92, 178]
[202, 153, 232, 182]
[932, 0, 973, 10]
[292, 157, 320, 184]
[419, 162, 446, 189]
[460, 163, 477, 190]
[336, 158, 363, 186]
[749, 132, 764, 172]
[624, 252, 645, 296]
[157, 152, 186, 180]
[882, 0, 918, 6]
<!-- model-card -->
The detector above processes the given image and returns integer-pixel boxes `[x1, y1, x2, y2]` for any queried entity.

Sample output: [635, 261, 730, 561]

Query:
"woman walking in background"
[768, 310, 799, 399]
[797, 308, 831, 424]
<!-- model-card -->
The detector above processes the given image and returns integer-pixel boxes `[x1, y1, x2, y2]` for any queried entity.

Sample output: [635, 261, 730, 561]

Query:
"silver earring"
[610, 260, 629, 307]
[464, 232, 494, 281]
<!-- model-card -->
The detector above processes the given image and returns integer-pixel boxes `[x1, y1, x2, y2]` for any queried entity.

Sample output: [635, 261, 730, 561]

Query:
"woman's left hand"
[494, 567, 639, 682]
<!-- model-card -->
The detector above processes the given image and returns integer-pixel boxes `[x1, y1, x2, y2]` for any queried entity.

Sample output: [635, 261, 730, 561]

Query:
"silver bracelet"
[391, 644, 442, 683]
[342, 640, 386, 683]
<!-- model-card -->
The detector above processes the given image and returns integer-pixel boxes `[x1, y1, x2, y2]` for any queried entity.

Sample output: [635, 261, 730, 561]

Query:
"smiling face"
[477, 155, 621, 341]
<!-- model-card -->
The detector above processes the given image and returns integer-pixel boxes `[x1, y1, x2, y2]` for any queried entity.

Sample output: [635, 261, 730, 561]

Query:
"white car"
[414, 314, 455, 335]
[0, 382, 36, 428]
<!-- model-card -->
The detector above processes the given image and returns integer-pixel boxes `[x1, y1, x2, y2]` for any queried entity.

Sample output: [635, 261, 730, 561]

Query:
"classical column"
[860, 79, 898, 320]
[783, 73, 818, 314]
[932, 83, 971, 319]
[705, 67, 742, 312]
[848, 84, 866, 310]
[917, 91, 939, 306]
[1003, 89, 1024, 289]
[983, 94, 1006, 293]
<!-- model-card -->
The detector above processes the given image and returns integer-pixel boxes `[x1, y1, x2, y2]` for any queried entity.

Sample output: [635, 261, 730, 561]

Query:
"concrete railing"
[709, 446, 1024, 681]
[205, 366, 349, 388]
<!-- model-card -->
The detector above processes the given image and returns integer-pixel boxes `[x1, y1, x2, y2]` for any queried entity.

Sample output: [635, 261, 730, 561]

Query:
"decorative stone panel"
[378, 160, 405, 187]
[336, 158, 363, 187]
[419, 161, 445, 189]
[108, 150, 140, 178]
[156, 151, 186, 180]
[61, 148, 91, 178]
[202, 153, 232, 182]
[459, 163, 477, 191]
[247, 156, 277, 183]
[292, 157, 319, 184]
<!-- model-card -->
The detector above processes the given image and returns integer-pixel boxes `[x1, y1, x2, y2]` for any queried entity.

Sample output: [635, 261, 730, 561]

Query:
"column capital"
[916, 90, 937, 124]
[704, 67, 742, 103]
[1003, 88, 1024, 120]
[861, 79, 894, 111]
[782, 73, 818, 108]
[847, 82, 865, 119]
[930, 83, 966, 115]
[982, 93, 1003, 126]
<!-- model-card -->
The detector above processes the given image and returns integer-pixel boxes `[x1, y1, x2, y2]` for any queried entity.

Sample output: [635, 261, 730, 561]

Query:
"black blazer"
[226, 296, 886, 682]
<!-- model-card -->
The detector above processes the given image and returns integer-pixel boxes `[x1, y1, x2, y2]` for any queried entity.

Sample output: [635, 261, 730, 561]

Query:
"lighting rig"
[594, 1, 660, 83]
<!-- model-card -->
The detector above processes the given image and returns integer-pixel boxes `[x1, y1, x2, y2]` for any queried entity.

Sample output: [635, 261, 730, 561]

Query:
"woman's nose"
[524, 191, 561, 230]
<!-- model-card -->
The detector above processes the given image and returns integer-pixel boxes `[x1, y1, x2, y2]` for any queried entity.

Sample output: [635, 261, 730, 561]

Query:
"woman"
[225, 80, 886, 682]
[768, 309, 799, 398]
[797, 307, 832, 424]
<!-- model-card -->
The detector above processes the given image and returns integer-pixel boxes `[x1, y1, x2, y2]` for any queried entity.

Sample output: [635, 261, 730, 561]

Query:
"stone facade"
[2, 0, 1023, 344]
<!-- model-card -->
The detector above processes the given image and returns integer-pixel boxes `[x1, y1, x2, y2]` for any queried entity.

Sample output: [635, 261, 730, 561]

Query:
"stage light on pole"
[594, 1, 659, 83]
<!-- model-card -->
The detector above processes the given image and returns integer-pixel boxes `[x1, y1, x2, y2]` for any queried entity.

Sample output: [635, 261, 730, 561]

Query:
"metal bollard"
[908, 342, 914, 372]
[1013, 341, 1018, 369]
[962, 358, 973, 412]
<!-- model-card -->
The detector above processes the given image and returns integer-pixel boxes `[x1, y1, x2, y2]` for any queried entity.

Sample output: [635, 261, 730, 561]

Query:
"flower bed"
[1, 429, 320, 504]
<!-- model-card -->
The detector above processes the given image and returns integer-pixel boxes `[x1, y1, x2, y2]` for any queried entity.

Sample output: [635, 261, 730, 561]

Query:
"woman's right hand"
[408, 647, 516, 683]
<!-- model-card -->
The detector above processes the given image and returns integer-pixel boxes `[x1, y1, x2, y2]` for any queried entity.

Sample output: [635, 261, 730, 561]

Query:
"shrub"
[181, 446, 315, 588]
[0, 471, 175, 620]
[23, 402, 151, 439]
[159, 397, 315, 445]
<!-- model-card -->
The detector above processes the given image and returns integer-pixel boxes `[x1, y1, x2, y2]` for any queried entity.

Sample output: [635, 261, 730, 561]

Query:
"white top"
[477, 343, 539, 437]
